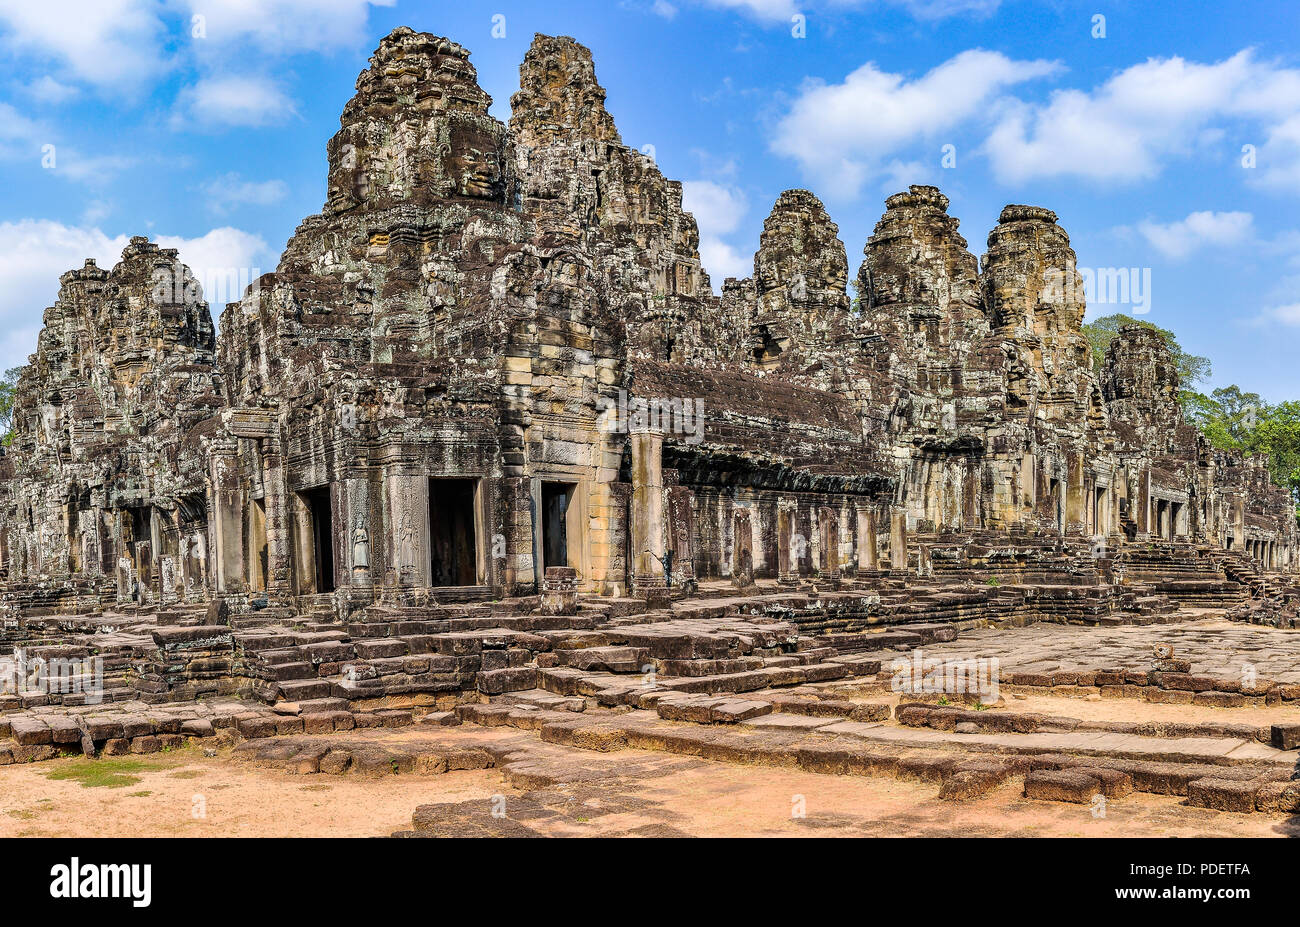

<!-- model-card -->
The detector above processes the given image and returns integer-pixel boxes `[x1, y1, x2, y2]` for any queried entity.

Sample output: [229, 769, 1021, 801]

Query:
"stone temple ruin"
[0, 29, 1298, 797]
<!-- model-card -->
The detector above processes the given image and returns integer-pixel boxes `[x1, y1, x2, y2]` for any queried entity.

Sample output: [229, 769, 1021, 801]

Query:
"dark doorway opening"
[541, 481, 574, 569]
[250, 497, 268, 591]
[130, 505, 153, 593]
[303, 486, 335, 593]
[429, 478, 478, 586]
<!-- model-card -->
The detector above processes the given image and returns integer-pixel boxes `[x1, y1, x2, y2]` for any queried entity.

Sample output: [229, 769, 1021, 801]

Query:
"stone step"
[555, 646, 650, 673]
[265, 661, 318, 682]
[792, 718, 1293, 768]
[275, 679, 335, 701]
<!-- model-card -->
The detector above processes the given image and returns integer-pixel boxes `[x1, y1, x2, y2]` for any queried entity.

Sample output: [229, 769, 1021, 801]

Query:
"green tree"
[1184, 385, 1264, 450]
[1188, 389, 1300, 511]
[1081, 313, 1212, 390]
[0, 366, 21, 445]
[1246, 401, 1300, 509]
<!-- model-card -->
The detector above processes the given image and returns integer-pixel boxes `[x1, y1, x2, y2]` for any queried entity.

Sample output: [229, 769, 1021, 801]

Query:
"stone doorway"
[541, 481, 575, 569]
[428, 478, 478, 586]
[248, 497, 268, 592]
[302, 486, 335, 594]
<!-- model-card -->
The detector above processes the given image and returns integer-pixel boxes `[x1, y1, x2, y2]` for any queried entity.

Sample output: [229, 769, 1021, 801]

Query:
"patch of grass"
[127, 791, 152, 797]
[166, 769, 202, 779]
[44, 758, 154, 789]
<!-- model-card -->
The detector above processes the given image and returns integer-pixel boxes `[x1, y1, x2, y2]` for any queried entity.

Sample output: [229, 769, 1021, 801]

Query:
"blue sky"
[0, 0, 1297, 400]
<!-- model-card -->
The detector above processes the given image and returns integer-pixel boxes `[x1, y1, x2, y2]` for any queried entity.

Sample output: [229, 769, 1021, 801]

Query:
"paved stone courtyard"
[0, 721, 1293, 839]
[6, 616, 1300, 837]
[911, 616, 1300, 683]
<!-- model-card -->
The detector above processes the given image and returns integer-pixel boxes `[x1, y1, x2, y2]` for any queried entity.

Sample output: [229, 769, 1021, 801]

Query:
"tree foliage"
[1080, 315, 1295, 512]
[1189, 389, 1300, 509]
[1081, 313, 1213, 390]
[0, 366, 21, 446]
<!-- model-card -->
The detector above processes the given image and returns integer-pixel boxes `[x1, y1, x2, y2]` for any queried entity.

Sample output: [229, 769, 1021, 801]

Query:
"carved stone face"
[446, 122, 503, 200]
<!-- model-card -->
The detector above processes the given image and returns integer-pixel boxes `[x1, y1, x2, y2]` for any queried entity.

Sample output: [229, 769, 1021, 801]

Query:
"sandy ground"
[1004, 691, 1300, 726]
[0, 737, 1293, 838]
[0, 743, 499, 838]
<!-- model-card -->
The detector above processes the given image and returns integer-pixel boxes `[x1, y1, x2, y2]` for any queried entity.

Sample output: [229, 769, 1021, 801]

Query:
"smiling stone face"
[446, 118, 504, 201]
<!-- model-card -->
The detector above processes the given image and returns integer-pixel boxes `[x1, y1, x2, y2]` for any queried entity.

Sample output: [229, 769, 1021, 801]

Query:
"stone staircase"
[444, 681, 1300, 816]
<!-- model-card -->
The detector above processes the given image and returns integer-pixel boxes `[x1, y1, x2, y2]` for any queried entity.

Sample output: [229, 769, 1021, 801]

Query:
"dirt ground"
[0, 737, 1293, 838]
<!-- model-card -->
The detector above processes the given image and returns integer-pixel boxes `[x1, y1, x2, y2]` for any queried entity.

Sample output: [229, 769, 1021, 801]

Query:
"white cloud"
[0, 220, 269, 370]
[888, 0, 1000, 17]
[81, 200, 113, 224]
[652, 0, 679, 18]
[1136, 211, 1254, 260]
[0, 101, 41, 158]
[683, 180, 751, 284]
[698, 239, 751, 283]
[697, 0, 799, 21]
[154, 227, 271, 306]
[1255, 113, 1300, 190]
[1264, 303, 1300, 326]
[199, 172, 290, 213]
[21, 76, 79, 105]
[178, 0, 395, 53]
[772, 50, 1059, 198]
[0, 104, 138, 184]
[683, 180, 747, 236]
[0, 0, 168, 92]
[689, 0, 1000, 21]
[51, 151, 140, 184]
[173, 75, 296, 129]
[984, 50, 1300, 185]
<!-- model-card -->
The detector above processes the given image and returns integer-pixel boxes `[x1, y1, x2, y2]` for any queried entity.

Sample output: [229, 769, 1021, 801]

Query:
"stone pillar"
[890, 507, 908, 571]
[776, 507, 795, 582]
[1136, 468, 1151, 539]
[857, 508, 879, 571]
[1019, 453, 1036, 526]
[732, 507, 755, 589]
[1066, 452, 1086, 535]
[290, 492, 315, 595]
[210, 446, 244, 594]
[818, 506, 840, 582]
[345, 477, 373, 591]
[387, 474, 429, 587]
[261, 447, 293, 599]
[631, 428, 667, 599]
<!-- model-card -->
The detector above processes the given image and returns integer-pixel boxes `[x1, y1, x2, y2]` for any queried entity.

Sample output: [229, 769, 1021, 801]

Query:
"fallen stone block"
[1024, 770, 1101, 804]
[1070, 766, 1133, 798]
[1255, 780, 1300, 813]
[1187, 778, 1259, 813]
[1271, 724, 1300, 750]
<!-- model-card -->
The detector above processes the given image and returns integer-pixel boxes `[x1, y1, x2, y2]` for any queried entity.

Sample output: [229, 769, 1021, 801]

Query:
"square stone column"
[343, 477, 373, 591]
[260, 447, 294, 599]
[890, 507, 908, 571]
[630, 428, 667, 599]
[857, 508, 879, 571]
[386, 474, 429, 587]
[209, 445, 245, 595]
[818, 506, 840, 582]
